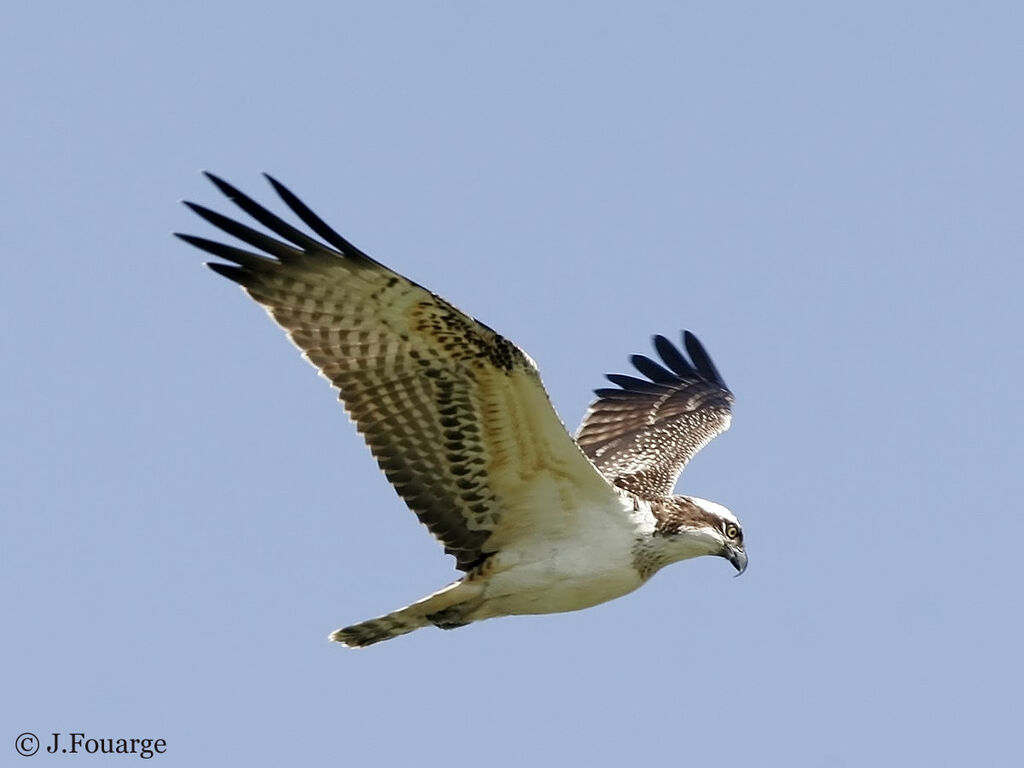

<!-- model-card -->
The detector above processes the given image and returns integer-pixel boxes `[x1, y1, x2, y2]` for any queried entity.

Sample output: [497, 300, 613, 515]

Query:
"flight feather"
[575, 332, 733, 497]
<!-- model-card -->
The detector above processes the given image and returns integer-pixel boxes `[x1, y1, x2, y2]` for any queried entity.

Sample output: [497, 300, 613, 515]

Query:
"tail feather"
[330, 580, 482, 648]
[330, 610, 429, 648]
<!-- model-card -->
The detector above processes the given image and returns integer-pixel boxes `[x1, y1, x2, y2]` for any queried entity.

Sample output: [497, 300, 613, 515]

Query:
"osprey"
[177, 173, 745, 648]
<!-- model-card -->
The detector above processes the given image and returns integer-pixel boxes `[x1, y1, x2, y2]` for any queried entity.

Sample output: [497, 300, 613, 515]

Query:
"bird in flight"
[177, 173, 744, 647]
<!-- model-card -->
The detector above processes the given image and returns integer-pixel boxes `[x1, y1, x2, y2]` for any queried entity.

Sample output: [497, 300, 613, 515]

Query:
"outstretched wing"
[575, 332, 734, 498]
[177, 173, 614, 572]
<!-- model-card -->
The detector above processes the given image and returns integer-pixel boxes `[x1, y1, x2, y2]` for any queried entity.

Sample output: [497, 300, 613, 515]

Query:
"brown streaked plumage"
[177, 172, 746, 647]
[576, 331, 734, 498]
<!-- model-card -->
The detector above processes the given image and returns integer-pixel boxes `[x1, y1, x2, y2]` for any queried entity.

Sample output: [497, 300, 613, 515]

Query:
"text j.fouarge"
[47, 732, 166, 759]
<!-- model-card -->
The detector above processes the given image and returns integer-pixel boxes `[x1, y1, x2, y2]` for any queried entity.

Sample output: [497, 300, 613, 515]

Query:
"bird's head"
[655, 496, 747, 575]
[690, 497, 747, 575]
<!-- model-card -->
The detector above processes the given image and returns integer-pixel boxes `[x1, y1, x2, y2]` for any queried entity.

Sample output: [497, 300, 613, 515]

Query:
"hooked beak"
[726, 545, 748, 576]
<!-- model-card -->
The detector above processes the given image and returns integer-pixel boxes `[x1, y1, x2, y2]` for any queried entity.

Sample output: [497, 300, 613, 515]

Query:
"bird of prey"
[176, 173, 744, 648]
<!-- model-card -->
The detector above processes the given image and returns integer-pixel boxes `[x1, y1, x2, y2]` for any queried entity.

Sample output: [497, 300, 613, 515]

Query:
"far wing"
[575, 332, 734, 498]
[177, 173, 614, 572]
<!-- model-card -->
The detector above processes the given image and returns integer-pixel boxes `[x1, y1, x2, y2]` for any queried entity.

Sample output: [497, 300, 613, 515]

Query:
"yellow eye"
[725, 524, 739, 540]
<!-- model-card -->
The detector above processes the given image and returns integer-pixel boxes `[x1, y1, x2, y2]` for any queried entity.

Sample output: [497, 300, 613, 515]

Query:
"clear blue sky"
[4, 3, 1022, 765]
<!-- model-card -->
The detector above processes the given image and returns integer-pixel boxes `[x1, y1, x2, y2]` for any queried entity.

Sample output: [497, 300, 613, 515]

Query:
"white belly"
[467, 537, 646, 619]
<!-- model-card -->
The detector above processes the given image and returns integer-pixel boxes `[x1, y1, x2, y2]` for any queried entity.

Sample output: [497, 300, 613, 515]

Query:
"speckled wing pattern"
[575, 332, 734, 498]
[176, 174, 614, 572]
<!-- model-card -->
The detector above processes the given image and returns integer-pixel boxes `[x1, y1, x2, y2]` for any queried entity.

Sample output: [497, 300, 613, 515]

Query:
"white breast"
[467, 493, 650, 619]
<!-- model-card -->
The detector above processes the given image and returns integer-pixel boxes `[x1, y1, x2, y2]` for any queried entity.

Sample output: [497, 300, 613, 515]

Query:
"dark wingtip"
[602, 329, 732, 394]
[206, 262, 246, 282]
[652, 333, 694, 377]
[257, 172, 375, 264]
[682, 330, 729, 391]
[261, 173, 298, 205]
[172, 231, 211, 251]
[202, 171, 244, 200]
[605, 372, 669, 394]
[630, 354, 678, 384]
[182, 200, 213, 218]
